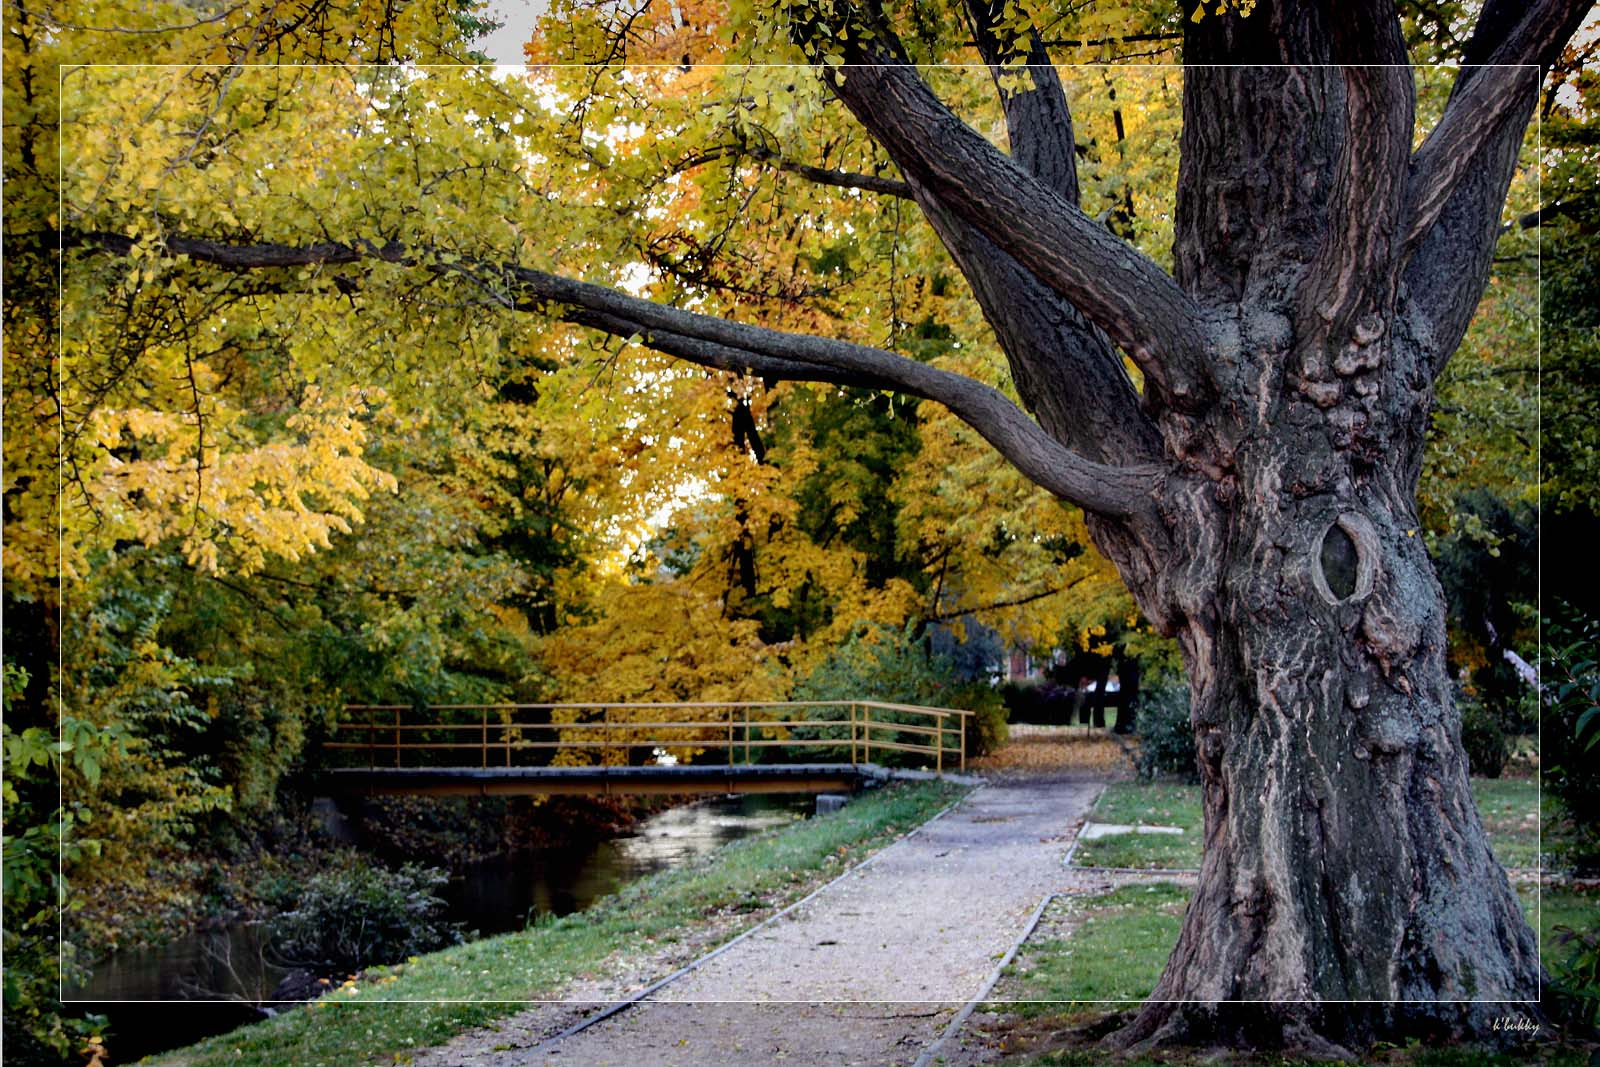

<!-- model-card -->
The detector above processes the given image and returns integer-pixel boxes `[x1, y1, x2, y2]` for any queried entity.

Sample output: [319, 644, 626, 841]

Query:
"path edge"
[524, 784, 980, 1055]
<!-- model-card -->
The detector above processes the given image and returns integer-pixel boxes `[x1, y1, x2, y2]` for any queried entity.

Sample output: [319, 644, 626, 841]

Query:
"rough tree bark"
[70, 0, 1591, 1053]
[807, 1, 1585, 1051]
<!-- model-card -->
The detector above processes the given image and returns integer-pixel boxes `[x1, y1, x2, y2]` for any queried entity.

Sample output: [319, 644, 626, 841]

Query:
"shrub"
[1548, 922, 1600, 1031]
[2, 662, 110, 1064]
[1134, 684, 1197, 782]
[1544, 607, 1600, 873]
[999, 679, 1076, 725]
[1542, 615, 1600, 1031]
[791, 622, 967, 768]
[950, 682, 1008, 759]
[1457, 695, 1508, 778]
[267, 859, 463, 976]
[792, 621, 953, 705]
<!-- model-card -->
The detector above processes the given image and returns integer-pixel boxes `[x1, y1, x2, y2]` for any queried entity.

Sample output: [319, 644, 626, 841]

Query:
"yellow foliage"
[541, 579, 788, 705]
[78, 386, 397, 576]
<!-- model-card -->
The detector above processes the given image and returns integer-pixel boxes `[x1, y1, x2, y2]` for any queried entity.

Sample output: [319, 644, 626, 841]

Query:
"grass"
[1070, 778, 1538, 871]
[1069, 782, 1203, 869]
[989, 885, 1588, 1012]
[988, 883, 1188, 1017]
[148, 779, 965, 1067]
[1473, 777, 1542, 867]
[983, 882, 1596, 1066]
[1542, 885, 1598, 938]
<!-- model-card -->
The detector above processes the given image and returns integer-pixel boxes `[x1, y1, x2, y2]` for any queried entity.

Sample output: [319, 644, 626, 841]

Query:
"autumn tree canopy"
[5, 0, 1595, 1058]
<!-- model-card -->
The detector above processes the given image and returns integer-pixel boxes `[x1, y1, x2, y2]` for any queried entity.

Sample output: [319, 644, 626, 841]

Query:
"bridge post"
[393, 707, 401, 768]
[726, 706, 734, 768]
[849, 703, 857, 765]
[481, 707, 488, 770]
[936, 712, 943, 775]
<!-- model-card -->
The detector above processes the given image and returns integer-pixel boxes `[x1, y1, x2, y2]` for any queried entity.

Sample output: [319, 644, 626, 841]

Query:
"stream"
[64, 793, 812, 1059]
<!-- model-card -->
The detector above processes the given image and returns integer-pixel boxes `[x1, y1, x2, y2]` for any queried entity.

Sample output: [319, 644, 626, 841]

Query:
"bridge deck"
[323, 762, 891, 797]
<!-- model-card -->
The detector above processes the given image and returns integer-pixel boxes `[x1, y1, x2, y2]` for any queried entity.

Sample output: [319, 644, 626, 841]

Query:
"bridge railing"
[327, 701, 972, 773]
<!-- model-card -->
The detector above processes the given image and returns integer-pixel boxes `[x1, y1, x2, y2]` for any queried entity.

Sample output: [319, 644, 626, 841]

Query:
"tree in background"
[2, 3, 523, 1055]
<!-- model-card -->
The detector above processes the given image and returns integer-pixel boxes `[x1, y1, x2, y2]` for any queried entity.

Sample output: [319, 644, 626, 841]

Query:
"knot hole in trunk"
[1313, 512, 1378, 605]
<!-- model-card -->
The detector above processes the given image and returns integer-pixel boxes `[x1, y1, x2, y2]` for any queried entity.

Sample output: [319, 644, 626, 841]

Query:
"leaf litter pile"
[972, 725, 1136, 776]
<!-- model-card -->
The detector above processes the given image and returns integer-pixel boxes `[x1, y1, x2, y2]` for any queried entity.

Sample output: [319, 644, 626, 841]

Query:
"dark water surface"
[64, 794, 810, 1058]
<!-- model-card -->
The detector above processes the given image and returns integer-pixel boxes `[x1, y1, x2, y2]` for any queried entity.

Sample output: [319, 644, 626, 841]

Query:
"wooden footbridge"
[322, 701, 971, 797]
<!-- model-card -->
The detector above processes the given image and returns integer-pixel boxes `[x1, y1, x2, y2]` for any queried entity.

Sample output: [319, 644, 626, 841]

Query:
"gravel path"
[408, 774, 1101, 1066]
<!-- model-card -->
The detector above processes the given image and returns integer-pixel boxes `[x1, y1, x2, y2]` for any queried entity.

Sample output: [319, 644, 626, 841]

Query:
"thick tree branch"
[911, 182, 1162, 466]
[1404, 66, 1540, 252]
[890, 3, 1158, 464]
[70, 229, 1161, 519]
[1402, 0, 1592, 368]
[814, 43, 1209, 410]
[1403, 0, 1591, 252]
[1304, 2, 1413, 331]
[964, 0, 1078, 202]
[508, 268, 1162, 518]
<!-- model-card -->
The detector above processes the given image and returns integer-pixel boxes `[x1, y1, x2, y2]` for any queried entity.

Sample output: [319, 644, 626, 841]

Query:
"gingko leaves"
[85, 386, 397, 576]
[1189, 0, 1258, 22]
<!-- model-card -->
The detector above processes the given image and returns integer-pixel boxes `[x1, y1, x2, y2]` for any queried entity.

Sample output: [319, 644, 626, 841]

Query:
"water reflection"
[72, 922, 282, 1003]
[452, 793, 807, 937]
[67, 794, 808, 1010]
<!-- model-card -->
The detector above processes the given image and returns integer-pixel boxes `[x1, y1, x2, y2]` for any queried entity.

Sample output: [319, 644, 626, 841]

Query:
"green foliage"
[1, 662, 110, 1064]
[1546, 886, 1600, 1033]
[266, 859, 465, 976]
[1539, 64, 1600, 518]
[1457, 693, 1509, 779]
[1543, 606, 1600, 873]
[756, 389, 926, 641]
[792, 621, 951, 705]
[953, 682, 1010, 758]
[1133, 683, 1197, 783]
[59, 569, 243, 949]
[1548, 925, 1600, 1032]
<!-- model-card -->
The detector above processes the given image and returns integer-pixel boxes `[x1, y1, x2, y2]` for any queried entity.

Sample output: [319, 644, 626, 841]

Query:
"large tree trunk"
[1112, 313, 1537, 1052]
[791, 5, 1577, 1047]
[1101, 46, 1542, 1048]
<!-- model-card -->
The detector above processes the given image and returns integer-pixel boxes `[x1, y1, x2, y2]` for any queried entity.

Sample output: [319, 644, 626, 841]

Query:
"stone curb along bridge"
[321, 701, 972, 797]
